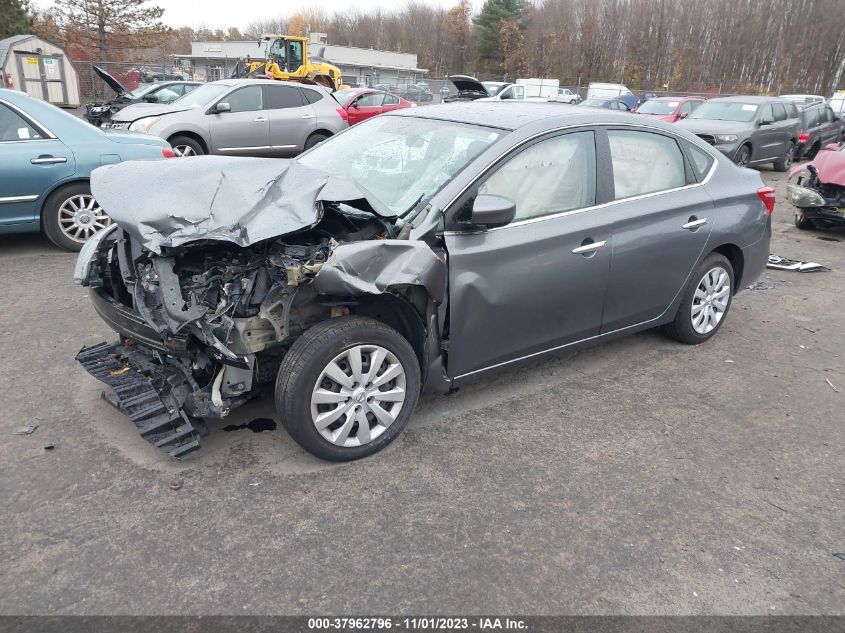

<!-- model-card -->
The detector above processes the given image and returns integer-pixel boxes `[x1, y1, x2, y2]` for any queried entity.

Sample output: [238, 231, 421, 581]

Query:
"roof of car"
[709, 95, 788, 104]
[650, 96, 704, 101]
[210, 78, 324, 91]
[387, 101, 647, 131]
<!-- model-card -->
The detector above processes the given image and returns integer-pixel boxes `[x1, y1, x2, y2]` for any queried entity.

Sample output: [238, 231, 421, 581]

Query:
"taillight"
[161, 147, 176, 158]
[336, 107, 348, 121]
[757, 186, 776, 214]
[798, 132, 810, 143]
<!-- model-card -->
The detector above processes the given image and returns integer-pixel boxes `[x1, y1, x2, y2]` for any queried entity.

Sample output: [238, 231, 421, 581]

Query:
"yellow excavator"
[232, 35, 343, 91]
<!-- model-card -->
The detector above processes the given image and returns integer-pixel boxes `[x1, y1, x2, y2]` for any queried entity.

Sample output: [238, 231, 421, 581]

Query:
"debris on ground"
[748, 280, 775, 291]
[169, 479, 183, 491]
[834, 552, 845, 560]
[13, 425, 38, 435]
[826, 379, 840, 393]
[767, 255, 828, 273]
[43, 443, 55, 450]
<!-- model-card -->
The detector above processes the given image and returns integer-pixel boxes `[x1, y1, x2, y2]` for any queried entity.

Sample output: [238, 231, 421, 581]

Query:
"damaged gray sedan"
[75, 103, 772, 461]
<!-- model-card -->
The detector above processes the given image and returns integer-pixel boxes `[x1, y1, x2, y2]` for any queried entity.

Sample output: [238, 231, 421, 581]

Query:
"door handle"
[572, 240, 607, 255]
[31, 156, 67, 164]
[682, 217, 708, 230]
[253, 116, 266, 122]
[301, 114, 315, 119]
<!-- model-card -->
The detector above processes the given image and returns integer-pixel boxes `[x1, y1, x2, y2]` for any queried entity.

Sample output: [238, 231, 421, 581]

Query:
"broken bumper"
[76, 341, 204, 458]
[89, 287, 188, 353]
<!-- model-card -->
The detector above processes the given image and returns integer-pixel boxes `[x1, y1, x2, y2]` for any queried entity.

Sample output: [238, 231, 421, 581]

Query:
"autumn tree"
[0, 0, 32, 39]
[445, 0, 473, 74]
[55, 0, 165, 62]
[473, 0, 526, 74]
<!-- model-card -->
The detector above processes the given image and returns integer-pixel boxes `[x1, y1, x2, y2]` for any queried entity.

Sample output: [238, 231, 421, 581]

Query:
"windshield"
[482, 82, 506, 97]
[637, 100, 679, 115]
[334, 89, 359, 107]
[689, 101, 758, 122]
[170, 83, 229, 108]
[127, 83, 163, 99]
[297, 116, 503, 215]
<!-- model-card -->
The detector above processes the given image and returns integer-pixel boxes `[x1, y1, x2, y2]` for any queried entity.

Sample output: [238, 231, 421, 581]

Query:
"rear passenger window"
[608, 130, 686, 199]
[685, 143, 715, 181]
[479, 131, 596, 221]
[384, 94, 400, 106]
[772, 103, 787, 121]
[266, 85, 304, 109]
[300, 88, 322, 105]
[0, 103, 43, 141]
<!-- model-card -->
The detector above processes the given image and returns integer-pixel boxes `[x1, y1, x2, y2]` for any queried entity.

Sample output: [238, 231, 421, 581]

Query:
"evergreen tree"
[0, 0, 33, 39]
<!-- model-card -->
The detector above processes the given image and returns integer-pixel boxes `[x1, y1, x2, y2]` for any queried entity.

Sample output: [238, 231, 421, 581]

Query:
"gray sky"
[32, 0, 467, 31]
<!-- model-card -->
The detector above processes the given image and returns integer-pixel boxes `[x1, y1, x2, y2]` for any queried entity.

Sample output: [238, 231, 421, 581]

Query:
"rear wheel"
[734, 144, 751, 167]
[42, 182, 111, 251]
[169, 135, 204, 157]
[304, 132, 330, 150]
[774, 142, 795, 171]
[275, 316, 421, 461]
[662, 253, 734, 345]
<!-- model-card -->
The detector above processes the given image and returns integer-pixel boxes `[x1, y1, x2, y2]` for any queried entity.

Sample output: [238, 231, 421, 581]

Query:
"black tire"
[41, 182, 107, 251]
[774, 142, 795, 172]
[304, 132, 330, 150]
[806, 142, 821, 160]
[275, 316, 421, 461]
[169, 135, 204, 157]
[794, 212, 814, 230]
[733, 144, 751, 167]
[662, 253, 734, 345]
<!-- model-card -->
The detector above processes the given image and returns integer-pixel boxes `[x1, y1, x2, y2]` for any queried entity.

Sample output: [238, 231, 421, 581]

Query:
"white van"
[587, 82, 635, 99]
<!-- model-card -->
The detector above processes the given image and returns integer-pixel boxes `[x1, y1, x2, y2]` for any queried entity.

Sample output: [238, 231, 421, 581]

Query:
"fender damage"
[75, 157, 446, 458]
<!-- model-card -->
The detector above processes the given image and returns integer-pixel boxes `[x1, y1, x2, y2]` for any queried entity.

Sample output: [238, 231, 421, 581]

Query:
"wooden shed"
[0, 34, 81, 108]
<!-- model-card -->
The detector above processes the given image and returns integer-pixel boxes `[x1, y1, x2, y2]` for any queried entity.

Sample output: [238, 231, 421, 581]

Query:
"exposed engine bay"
[787, 144, 845, 229]
[75, 156, 446, 458]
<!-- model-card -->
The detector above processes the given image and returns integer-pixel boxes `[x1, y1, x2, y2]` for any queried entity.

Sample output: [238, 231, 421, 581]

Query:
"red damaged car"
[787, 143, 845, 230]
[634, 96, 706, 123]
[335, 88, 414, 125]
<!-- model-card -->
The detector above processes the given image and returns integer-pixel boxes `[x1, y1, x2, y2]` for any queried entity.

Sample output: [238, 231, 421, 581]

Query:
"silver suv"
[107, 79, 348, 157]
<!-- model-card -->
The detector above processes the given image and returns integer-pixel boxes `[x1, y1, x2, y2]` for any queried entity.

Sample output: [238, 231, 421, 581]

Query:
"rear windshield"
[689, 101, 758, 122]
[333, 89, 359, 107]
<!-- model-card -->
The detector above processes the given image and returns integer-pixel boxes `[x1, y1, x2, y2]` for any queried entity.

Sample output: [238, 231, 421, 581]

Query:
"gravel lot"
[1, 166, 843, 615]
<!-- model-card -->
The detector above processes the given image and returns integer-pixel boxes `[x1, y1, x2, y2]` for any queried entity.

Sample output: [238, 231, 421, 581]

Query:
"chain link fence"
[71, 60, 201, 103]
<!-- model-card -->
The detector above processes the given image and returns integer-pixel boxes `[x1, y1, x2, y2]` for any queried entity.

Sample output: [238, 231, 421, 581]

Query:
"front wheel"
[42, 182, 111, 251]
[662, 253, 734, 345]
[733, 144, 751, 167]
[275, 316, 421, 461]
[169, 135, 204, 157]
[795, 212, 814, 230]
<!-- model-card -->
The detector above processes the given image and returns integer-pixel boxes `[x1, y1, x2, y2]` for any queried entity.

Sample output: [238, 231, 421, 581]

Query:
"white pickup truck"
[447, 75, 566, 103]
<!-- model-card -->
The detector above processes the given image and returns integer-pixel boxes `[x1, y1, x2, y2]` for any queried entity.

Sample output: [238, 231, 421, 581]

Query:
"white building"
[178, 39, 427, 87]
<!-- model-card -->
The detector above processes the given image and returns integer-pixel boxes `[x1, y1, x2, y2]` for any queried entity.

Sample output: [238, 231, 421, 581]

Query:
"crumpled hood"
[804, 146, 845, 186]
[90, 156, 395, 254]
[94, 65, 129, 96]
[112, 101, 194, 122]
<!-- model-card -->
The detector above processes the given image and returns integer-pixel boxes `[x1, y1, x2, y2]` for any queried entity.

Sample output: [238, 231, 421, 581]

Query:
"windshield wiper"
[399, 194, 424, 219]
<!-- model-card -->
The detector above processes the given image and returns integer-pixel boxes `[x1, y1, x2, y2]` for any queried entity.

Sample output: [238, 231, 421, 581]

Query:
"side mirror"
[679, 111, 689, 119]
[143, 94, 159, 103]
[759, 118, 773, 126]
[348, 102, 358, 109]
[214, 102, 231, 114]
[470, 194, 516, 228]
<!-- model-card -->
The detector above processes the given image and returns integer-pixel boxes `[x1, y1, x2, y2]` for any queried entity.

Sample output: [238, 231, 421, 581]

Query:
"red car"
[334, 88, 413, 125]
[634, 96, 706, 123]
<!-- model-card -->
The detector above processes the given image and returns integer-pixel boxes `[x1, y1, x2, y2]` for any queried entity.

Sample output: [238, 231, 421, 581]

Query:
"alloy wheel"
[58, 194, 111, 243]
[691, 266, 731, 335]
[172, 145, 196, 157]
[310, 344, 407, 448]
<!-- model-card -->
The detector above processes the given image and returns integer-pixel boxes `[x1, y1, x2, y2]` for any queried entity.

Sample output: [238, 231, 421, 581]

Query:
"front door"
[264, 84, 315, 156]
[208, 85, 270, 156]
[599, 128, 713, 332]
[444, 129, 612, 379]
[347, 92, 384, 125]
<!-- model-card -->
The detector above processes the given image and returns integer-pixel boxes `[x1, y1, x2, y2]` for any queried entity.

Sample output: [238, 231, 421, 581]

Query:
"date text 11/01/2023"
[307, 617, 528, 630]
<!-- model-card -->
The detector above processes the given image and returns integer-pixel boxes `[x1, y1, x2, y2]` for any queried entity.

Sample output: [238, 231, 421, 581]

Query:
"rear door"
[381, 93, 404, 113]
[0, 100, 75, 227]
[444, 129, 612, 379]
[207, 85, 270, 156]
[598, 128, 713, 332]
[264, 84, 315, 156]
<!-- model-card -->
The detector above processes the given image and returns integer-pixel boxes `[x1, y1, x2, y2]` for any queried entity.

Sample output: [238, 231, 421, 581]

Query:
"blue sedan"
[0, 89, 174, 250]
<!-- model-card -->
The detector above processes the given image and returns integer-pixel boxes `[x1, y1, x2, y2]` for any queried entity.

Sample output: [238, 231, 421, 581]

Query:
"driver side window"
[223, 86, 263, 113]
[478, 131, 596, 222]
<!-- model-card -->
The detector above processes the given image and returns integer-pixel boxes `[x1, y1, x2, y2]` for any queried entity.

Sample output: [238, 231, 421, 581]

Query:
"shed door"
[14, 51, 68, 105]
